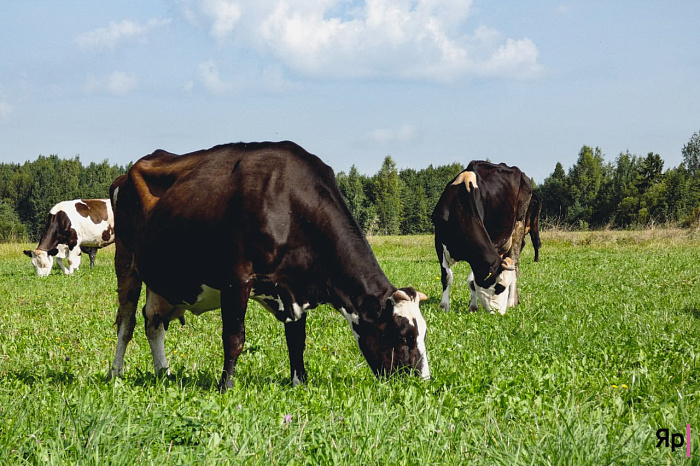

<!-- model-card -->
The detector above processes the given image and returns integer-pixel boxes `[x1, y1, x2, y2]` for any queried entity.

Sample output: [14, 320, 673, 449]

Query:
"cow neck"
[462, 221, 502, 279]
[326, 226, 395, 315]
[35, 214, 62, 251]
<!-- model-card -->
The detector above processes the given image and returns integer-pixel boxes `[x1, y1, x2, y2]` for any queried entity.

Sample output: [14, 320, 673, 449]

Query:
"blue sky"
[1, 1, 698, 183]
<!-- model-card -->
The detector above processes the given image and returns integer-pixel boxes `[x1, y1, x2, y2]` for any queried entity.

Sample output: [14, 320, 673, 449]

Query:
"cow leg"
[219, 281, 252, 392]
[284, 313, 308, 386]
[55, 256, 70, 274]
[108, 240, 142, 380]
[507, 275, 518, 309]
[81, 246, 97, 269]
[142, 291, 172, 377]
[467, 273, 479, 312]
[66, 247, 81, 274]
[508, 220, 526, 306]
[440, 265, 454, 312]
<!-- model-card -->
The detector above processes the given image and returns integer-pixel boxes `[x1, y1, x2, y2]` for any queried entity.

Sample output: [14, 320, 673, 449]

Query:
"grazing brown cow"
[108, 141, 430, 390]
[23, 199, 114, 276]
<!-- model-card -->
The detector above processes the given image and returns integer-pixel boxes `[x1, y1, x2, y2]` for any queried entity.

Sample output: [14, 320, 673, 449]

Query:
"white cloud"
[75, 19, 171, 49]
[180, 0, 542, 81]
[0, 101, 12, 122]
[84, 72, 138, 96]
[205, 0, 243, 40]
[197, 60, 235, 93]
[362, 124, 418, 145]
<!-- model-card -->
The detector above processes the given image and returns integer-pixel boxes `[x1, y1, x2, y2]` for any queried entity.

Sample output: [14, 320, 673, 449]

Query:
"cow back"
[112, 141, 388, 308]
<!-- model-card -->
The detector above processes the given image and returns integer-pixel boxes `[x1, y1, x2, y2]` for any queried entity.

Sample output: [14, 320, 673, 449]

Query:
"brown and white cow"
[23, 199, 115, 277]
[107, 141, 430, 391]
[432, 161, 533, 314]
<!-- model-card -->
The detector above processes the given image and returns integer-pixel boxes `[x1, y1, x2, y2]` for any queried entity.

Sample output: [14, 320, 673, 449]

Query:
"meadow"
[1, 230, 699, 464]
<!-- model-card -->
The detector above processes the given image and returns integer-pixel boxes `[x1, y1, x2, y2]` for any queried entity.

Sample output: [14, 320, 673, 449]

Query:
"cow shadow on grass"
[685, 306, 700, 319]
[7, 367, 295, 393]
[121, 367, 299, 392]
[7, 366, 78, 386]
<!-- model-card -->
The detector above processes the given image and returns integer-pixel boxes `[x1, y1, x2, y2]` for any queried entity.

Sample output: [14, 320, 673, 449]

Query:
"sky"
[1, 1, 698, 183]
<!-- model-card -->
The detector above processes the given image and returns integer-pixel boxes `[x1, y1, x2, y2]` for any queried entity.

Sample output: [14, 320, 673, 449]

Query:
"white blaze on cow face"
[25, 250, 54, 277]
[341, 292, 430, 380]
[391, 290, 430, 380]
[468, 268, 516, 315]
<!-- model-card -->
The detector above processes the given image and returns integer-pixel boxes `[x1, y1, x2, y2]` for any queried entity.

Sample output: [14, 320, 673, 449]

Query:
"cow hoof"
[291, 372, 307, 387]
[218, 376, 234, 393]
[154, 367, 171, 379]
[106, 367, 122, 381]
[469, 306, 478, 312]
[439, 301, 450, 312]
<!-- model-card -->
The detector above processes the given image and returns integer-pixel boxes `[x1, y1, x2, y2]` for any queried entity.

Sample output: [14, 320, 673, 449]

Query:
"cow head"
[469, 257, 516, 314]
[23, 248, 59, 277]
[351, 288, 430, 380]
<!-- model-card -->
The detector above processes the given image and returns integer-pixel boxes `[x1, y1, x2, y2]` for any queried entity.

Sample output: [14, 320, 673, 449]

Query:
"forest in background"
[1, 130, 699, 241]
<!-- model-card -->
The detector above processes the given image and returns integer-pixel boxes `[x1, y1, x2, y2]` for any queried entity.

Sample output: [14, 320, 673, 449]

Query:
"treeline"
[539, 131, 700, 228]
[1, 131, 699, 241]
[337, 130, 700, 233]
[0, 155, 127, 240]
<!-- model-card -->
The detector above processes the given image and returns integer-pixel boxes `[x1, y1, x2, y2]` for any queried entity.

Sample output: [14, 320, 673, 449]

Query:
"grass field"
[1, 230, 699, 464]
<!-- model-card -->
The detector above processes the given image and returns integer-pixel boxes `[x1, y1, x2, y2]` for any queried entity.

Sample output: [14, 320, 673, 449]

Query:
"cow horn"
[501, 257, 515, 271]
[417, 291, 428, 301]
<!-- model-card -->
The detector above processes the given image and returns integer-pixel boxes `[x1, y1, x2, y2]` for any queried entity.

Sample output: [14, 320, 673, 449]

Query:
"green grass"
[1, 230, 699, 464]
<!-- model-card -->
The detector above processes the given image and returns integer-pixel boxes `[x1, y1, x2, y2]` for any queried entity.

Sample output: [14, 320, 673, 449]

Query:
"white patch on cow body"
[250, 291, 284, 313]
[291, 302, 309, 321]
[392, 296, 431, 380]
[50, 199, 115, 249]
[452, 171, 478, 191]
[250, 289, 308, 322]
[339, 307, 361, 344]
[186, 285, 221, 315]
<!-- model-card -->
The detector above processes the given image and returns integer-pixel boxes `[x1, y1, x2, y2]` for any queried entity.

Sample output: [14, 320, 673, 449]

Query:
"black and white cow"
[108, 141, 430, 391]
[432, 161, 533, 314]
[23, 199, 115, 277]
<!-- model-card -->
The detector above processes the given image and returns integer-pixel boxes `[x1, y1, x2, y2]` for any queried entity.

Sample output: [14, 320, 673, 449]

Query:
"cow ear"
[393, 288, 428, 303]
[501, 257, 515, 271]
[358, 295, 383, 323]
[393, 289, 410, 302]
[48, 248, 59, 256]
[23, 250, 33, 257]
